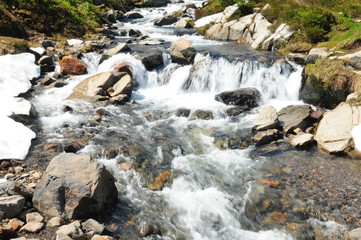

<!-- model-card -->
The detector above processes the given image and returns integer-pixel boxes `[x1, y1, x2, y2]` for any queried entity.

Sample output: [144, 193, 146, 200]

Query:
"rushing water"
[31, 1, 306, 239]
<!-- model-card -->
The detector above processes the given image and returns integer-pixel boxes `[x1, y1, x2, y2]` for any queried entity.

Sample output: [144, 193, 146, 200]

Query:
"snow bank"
[194, 13, 222, 28]
[0, 53, 40, 160]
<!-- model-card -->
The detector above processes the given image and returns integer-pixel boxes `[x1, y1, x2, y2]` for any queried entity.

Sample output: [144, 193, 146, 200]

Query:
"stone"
[82, 219, 104, 235]
[139, 48, 164, 71]
[0, 195, 25, 218]
[124, 11, 143, 19]
[91, 235, 116, 240]
[103, 43, 130, 56]
[286, 53, 309, 65]
[38, 55, 55, 73]
[138, 38, 163, 45]
[169, 38, 196, 64]
[215, 88, 261, 108]
[109, 74, 133, 97]
[188, 110, 213, 120]
[226, 106, 251, 116]
[278, 105, 313, 134]
[258, 179, 280, 187]
[8, 218, 25, 231]
[176, 108, 190, 117]
[47, 217, 64, 228]
[315, 103, 361, 153]
[253, 105, 279, 131]
[32, 153, 118, 220]
[308, 47, 331, 59]
[205, 24, 223, 40]
[119, 163, 137, 171]
[56, 221, 83, 238]
[229, 14, 255, 41]
[349, 56, 361, 70]
[0, 180, 15, 197]
[147, 171, 171, 190]
[252, 129, 283, 146]
[289, 133, 314, 149]
[154, 16, 178, 26]
[56, 233, 73, 240]
[42, 40, 55, 49]
[20, 221, 44, 233]
[138, 0, 170, 7]
[262, 23, 294, 50]
[250, 14, 272, 49]
[26, 212, 44, 223]
[350, 228, 361, 240]
[175, 17, 193, 28]
[59, 56, 87, 75]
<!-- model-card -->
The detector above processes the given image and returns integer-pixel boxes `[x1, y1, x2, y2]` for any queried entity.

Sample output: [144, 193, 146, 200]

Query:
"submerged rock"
[188, 110, 213, 120]
[215, 87, 261, 108]
[32, 153, 118, 220]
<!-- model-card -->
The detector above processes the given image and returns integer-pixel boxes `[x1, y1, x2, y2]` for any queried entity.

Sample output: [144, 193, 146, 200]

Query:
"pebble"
[47, 217, 64, 228]
[26, 212, 44, 223]
[20, 221, 44, 233]
[8, 218, 25, 231]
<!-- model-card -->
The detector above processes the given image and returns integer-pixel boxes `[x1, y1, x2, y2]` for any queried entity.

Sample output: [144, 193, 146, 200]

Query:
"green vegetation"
[0, 36, 29, 55]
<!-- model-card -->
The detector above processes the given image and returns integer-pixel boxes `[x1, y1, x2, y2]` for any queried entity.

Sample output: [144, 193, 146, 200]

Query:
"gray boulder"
[0, 195, 25, 218]
[32, 153, 118, 220]
[169, 38, 196, 64]
[139, 0, 170, 7]
[139, 48, 164, 70]
[215, 88, 261, 108]
[0, 180, 15, 197]
[154, 16, 178, 26]
[349, 56, 361, 70]
[278, 105, 313, 134]
[124, 11, 143, 19]
[315, 102, 361, 154]
[253, 105, 279, 131]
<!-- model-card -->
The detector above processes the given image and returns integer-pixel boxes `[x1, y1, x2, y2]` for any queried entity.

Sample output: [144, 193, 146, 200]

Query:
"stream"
[1, 0, 353, 239]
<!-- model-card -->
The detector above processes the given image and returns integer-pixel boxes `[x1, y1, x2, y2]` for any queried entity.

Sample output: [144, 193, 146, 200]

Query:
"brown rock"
[44, 143, 59, 150]
[8, 218, 25, 231]
[119, 163, 137, 171]
[59, 56, 87, 75]
[114, 63, 133, 77]
[148, 171, 171, 190]
[258, 179, 280, 187]
[264, 211, 288, 224]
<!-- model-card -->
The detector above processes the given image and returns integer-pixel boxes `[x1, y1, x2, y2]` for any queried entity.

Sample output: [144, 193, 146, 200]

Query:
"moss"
[282, 42, 313, 53]
[196, 24, 210, 35]
[305, 59, 361, 94]
[0, 36, 29, 55]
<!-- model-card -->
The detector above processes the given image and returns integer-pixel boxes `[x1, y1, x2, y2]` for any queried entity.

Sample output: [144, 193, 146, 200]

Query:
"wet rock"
[289, 133, 315, 149]
[41, 40, 55, 49]
[47, 217, 64, 228]
[91, 235, 116, 240]
[188, 110, 213, 120]
[169, 38, 196, 64]
[0, 195, 25, 218]
[56, 220, 83, 238]
[139, 48, 164, 71]
[263, 211, 288, 224]
[67, 71, 133, 105]
[176, 108, 190, 117]
[38, 55, 55, 73]
[59, 56, 87, 75]
[139, 222, 161, 237]
[315, 102, 361, 154]
[103, 43, 130, 56]
[215, 88, 261, 108]
[105, 9, 117, 23]
[124, 11, 143, 19]
[62, 141, 83, 153]
[138, 38, 164, 45]
[278, 105, 313, 134]
[137, 0, 170, 7]
[253, 129, 283, 145]
[258, 179, 280, 187]
[129, 29, 141, 37]
[26, 212, 44, 223]
[154, 16, 178, 26]
[119, 162, 137, 171]
[253, 105, 279, 131]
[350, 228, 361, 240]
[82, 219, 105, 235]
[32, 153, 118, 220]
[8, 218, 25, 231]
[225, 106, 251, 116]
[147, 171, 170, 190]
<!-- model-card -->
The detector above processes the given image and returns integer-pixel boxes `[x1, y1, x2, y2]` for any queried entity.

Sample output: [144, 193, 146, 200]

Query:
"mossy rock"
[0, 36, 29, 55]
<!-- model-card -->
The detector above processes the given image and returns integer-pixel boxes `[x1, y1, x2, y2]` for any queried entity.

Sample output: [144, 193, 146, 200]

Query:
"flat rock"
[20, 221, 44, 233]
[289, 133, 314, 148]
[56, 220, 83, 238]
[103, 43, 130, 56]
[253, 105, 279, 131]
[253, 129, 283, 146]
[26, 212, 44, 223]
[315, 102, 361, 153]
[82, 219, 104, 235]
[278, 105, 312, 134]
[0, 195, 25, 218]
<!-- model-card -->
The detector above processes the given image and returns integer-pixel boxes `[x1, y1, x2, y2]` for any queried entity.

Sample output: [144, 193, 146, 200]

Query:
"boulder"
[349, 56, 361, 70]
[47, 217, 64, 228]
[103, 43, 131, 56]
[139, 48, 164, 70]
[169, 38, 196, 64]
[250, 14, 272, 49]
[308, 47, 331, 59]
[214, 4, 238, 24]
[349, 228, 361, 240]
[59, 56, 87, 75]
[57, 233, 73, 240]
[56, 220, 83, 238]
[287, 53, 309, 65]
[205, 24, 223, 40]
[188, 110, 213, 120]
[41, 40, 55, 49]
[215, 88, 261, 108]
[154, 16, 178, 26]
[38, 55, 55, 73]
[252, 129, 283, 146]
[278, 105, 313, 134]
[67, 72, 133, 105]
[175, 17, 193, 28]
[226, 106, 251, 116]
[229, 14, 255, 41]
[289, 133, 314, 149]
[315, 103, 361, 154]
[124, 11, 143, 19]
[139, 0, 170, 7]
[0, 195, 25, 218]
[32, 153, 118, 220]
[253, 105, 279, 131]
[262, 23, 294, 50]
